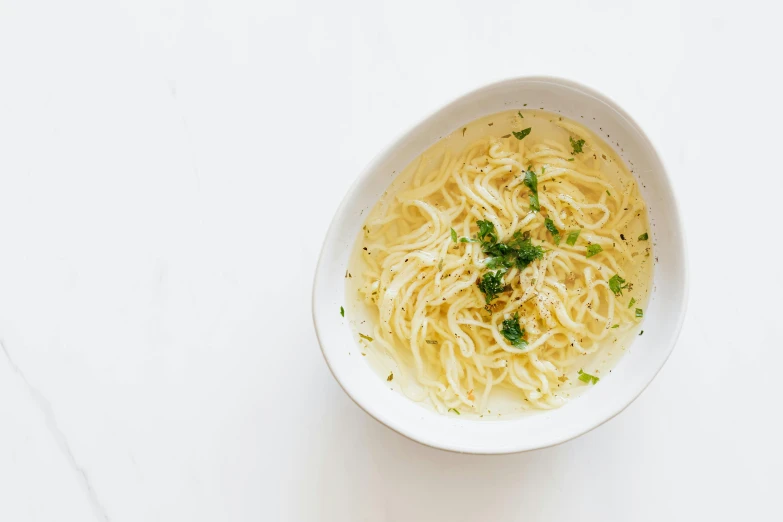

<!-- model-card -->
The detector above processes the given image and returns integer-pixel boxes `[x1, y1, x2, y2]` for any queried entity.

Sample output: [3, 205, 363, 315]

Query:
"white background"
[0, 0, 781, 520]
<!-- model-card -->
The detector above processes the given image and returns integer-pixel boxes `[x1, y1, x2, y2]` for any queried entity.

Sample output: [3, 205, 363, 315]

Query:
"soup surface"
[346, 110, 652, 416]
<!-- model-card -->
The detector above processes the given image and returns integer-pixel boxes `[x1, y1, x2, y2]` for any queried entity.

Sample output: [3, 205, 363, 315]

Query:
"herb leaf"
[578, 369, 600, 385]
[585, 244, 603, 258]
[523, 170, 540, 212]
[628, 297, 636, 309]
[570, 136, 585, 154]
[512, 127, 532, 140]
[518, 111, 524, 119]
[635, 308, 644, 318]
[450, 228, 458, 242]
[608, 274, 628, 296]
[359, 333, 373, 342]
[448, 407, 461, 415]
[544, 217, 561, 245]
[611, 324, 620, 328]
[500, 312, 528, 348]
[566, 229, 581, 246]
[638, 232, 649, 241]
[478, 270, 506, 304]
[340, 306, 344, 317]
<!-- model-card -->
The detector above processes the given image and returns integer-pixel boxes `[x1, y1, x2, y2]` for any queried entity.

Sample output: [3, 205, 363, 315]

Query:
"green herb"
[518, 111, 524, 119]
[608, 274, 628, 296]
[639, 330, 644, 336]
[566, 229, 581, 246]
[473, 221, 544, 271]
[387, 371, 393, 381]
[545, 217, 561, 245]
[500, 312, 528, 348]
[611, 324, 619, 328]
[359, 333, 373, 342]
[438, 259, 443, 271]
[425, 339, 438, 345]
[635, 308, 644, 318]
[606, 190, 611, 196]
[567, 158, 575, 161]
[512, 127, 532, 140]
[585, 244, 603, 258]
[638, 232, 649, 241]
[448, 408, 461, 415]
[628, 297, 636, 308]
[570, 136, 585, 154]
[523, 170, 540, 212]
[459, 237, 479, 243]
[578, 369, 600, 385]
[450, 228, 458, 242]
[340, 306, 344, 317]
[478, 270, 507, 304]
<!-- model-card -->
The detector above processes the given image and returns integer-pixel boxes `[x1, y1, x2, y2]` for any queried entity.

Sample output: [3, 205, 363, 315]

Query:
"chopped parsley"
[500, 312, 528, 348]
[359, 333, 373, 342]
[628, 297, 636, 308]
[473, 221, 544, 271]
[638, 232, 649, 241]
[544, 217, 561, 245]
[606, 190, 611, 196]
[478, 270, 507, 304]
[438, 259, 443, 271]
[567, 158, 575, 161]
[340, 306, 344, 317]
[578, 369, 600, 385]
[639, 330, 644, 336]
[611, 324, 619, 328]
[425, 339, 438, 345]
[585, 243, 603, 258]
[635, 308, 644, 318]
[459, 237, 479, 243]
[450, 228, 458, 242]
[448, 408, 461, 415]
[608, 274, 628, 296]
[387, 371, 393, 381]
[565, 229, 581, 246]
[570, 136, 585, 154]
[518, 111, 524, 119]
[512, 127, 532, 140]
[523, 169, 540, 212]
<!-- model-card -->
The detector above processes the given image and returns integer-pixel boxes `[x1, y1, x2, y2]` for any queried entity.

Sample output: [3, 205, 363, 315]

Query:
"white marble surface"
[0, 1, 780, 520]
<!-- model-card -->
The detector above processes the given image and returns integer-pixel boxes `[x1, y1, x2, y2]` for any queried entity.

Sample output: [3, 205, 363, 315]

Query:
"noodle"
[351, 110, 652, 414]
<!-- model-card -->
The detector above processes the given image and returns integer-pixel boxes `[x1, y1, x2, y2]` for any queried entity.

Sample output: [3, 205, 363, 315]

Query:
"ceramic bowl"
[312, 76, 688, 454]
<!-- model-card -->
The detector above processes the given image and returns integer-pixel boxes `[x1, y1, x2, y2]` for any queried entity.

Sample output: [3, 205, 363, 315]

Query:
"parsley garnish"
[359, 333, 373, 342]
[585, 244, 603, 258]
[578, 369, 600, 385]
[478, 270, 506, 304]
[473, 221, 544, 271]
[340, 306, 344, 317]
[628, 297, 636, 308]
[500, 312, 528, 348]
[450, 228, 458, 242]
[518, 111, 524, 119]
[606, 190, 611, 196]
[608, 274, 628, 296]
[570, 136, 585, 154]
[512, 127, 532, 140]
[635, 308, 644, 318]
[523, 169, 540, 212]
[565, 229, 581, 246]
[638, 232, 649, 241]
[544, 217, 561, 245]
[567, 158, 575, 161]
[611, 324, 619, 328]
[639, 330, 644, 336]
[448, 408, 461, 415]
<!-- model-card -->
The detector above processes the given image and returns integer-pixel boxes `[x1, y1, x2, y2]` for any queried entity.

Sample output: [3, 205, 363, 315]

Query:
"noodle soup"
[346, 110, 652, 417]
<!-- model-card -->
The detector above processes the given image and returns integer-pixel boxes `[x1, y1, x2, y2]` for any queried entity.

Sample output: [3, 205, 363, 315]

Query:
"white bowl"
[312, 76, 688, 454]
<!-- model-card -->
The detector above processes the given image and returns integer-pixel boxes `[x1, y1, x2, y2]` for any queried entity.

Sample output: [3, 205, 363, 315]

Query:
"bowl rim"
[312, 75, 689, 454]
